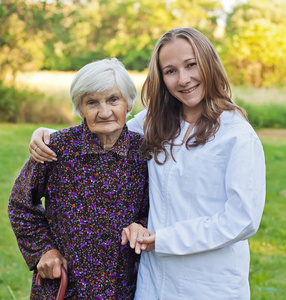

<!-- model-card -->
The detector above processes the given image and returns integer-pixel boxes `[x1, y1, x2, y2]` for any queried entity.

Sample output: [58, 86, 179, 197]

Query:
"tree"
[0, 1, 45, 82]
[94, 0, 221, 70]
[0, 0, 223, 76]
[221, 0, 286, 87]
[47, 0, 221, 71]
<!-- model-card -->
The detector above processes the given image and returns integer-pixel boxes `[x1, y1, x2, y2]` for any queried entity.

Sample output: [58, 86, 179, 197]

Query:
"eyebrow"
[105, 93, 122, 100]
[161, 58, 196, 71]
[108, 93, 121, 97]
[85, 92, 121, 101]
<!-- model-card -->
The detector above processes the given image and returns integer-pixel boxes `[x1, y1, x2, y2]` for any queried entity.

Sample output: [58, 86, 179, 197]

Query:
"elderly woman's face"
[80, 87, 132, 140]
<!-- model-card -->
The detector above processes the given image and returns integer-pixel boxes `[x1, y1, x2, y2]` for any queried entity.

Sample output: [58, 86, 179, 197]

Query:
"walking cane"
[36, 265, 68, 300]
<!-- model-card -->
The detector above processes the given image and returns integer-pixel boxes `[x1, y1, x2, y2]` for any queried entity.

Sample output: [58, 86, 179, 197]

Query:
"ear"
[127, 105, 132, 113]
[79, 110, 85, 119]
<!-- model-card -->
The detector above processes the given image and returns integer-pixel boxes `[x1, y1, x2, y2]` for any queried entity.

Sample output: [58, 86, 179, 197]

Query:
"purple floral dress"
[8, 121, 149, 299]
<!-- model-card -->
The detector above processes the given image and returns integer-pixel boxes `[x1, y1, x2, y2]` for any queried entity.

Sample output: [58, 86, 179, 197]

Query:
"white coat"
[127, 109, 266, 300]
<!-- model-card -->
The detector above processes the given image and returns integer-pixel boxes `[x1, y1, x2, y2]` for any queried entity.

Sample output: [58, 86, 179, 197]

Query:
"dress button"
[101, 233, 108, 240]
[108, 159, 115, 166]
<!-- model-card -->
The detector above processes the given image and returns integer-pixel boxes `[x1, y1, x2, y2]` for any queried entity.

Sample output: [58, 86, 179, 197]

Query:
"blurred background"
[0, 0, 286, 299]
[1, 0, 286, 124]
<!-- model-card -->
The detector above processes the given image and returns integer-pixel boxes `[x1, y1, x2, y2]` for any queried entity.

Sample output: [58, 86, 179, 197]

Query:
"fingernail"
[137, 238, 143, 243]
[45, 140, 50, 145]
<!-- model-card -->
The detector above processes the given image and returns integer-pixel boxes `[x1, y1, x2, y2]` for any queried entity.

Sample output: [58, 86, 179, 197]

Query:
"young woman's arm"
[29, 127, 57, 163]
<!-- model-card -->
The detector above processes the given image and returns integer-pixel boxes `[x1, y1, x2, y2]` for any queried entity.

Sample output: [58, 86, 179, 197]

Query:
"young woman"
[29, 28, 265, 299]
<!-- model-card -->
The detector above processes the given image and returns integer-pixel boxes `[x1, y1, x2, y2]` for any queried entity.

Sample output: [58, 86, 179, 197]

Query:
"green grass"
[0, 124, 285, 299]
[0, 123, 65, 300]
[249, 132, 286, 299]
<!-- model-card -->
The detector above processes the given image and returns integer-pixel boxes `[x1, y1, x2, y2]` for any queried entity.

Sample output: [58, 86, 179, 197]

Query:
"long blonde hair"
[141, 27, 247, 164]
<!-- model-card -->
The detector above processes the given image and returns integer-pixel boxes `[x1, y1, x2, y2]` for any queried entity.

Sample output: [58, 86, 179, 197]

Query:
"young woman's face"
[159, 38, 205, 122]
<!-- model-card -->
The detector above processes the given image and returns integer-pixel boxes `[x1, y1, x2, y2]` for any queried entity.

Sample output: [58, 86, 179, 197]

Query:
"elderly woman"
[8, 58, 149, 299]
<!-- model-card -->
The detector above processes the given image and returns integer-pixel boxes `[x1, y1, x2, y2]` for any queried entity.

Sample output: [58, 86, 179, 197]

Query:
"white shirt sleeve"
[155, 133, 266, 255]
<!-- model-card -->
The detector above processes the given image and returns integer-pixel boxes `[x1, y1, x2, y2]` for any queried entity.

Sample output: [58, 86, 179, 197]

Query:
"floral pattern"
[8, 120, 149, 299]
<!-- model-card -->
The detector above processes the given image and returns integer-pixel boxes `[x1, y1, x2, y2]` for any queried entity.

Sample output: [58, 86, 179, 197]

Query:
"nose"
[98, 104, 112, 119]
[178, 70, 190, 86]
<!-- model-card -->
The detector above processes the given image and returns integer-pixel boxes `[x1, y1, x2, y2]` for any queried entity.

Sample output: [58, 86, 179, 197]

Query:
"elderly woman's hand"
[37, 249, 68, 279]
[137, 232, 155, 252]
[29, 127, 57, 163]
[121, 223, 150, 254]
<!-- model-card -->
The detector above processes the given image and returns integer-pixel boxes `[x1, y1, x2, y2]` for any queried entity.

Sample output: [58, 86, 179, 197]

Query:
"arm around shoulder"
[29, 127, 57, 163]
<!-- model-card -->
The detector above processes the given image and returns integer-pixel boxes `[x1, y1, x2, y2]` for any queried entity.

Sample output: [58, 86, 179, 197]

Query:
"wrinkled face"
[80, 87, 132, 141]
[159, 38, 205, 122]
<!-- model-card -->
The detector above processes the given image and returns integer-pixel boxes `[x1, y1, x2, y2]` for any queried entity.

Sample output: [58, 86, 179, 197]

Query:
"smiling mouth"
[180, 84, 199, 93]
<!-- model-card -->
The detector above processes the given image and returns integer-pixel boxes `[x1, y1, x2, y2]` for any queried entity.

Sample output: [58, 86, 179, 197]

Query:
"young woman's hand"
[29, 127, 57, 163]
[37, 249, 68, 279]
[121, 223, 150, 254]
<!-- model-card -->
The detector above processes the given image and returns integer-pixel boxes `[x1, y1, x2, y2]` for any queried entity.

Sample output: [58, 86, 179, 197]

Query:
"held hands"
[121, 223, 155, 254]
[37, 249, 68, 279]
[137, 232, 155, 252]
[29, 127, 57, 163]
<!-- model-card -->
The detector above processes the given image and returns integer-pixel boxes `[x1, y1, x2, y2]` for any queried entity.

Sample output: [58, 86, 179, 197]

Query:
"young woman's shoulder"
[219, 110, 259, 140]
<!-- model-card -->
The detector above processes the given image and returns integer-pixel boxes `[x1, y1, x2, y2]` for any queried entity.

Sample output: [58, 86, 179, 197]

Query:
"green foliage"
[1, 0, 286, 86]
[0, 0, 45, 81]
[237, 99, 286, 129]
[0, 81, 25, 122]
[221, 0, 286, 87]
[99, 0, 219, 70]
[0, 0, 220, 75]
[0, 81, 75, 124]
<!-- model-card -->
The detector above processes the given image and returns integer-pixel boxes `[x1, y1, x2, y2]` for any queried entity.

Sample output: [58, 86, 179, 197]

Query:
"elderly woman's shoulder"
[51, 124, 82, 140]
[49, 124, 83, 151]
[128, 130, 144, 147]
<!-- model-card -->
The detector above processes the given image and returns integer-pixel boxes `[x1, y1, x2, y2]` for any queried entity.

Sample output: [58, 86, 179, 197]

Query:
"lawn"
[0, 123, 64, 300]
[0, 124, 285, 299]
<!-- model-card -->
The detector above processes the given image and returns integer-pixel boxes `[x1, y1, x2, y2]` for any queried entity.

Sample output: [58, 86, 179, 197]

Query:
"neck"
[97, 131, 122, 150]
[182, 103, 202, 124]
[183, 115, 200, 124]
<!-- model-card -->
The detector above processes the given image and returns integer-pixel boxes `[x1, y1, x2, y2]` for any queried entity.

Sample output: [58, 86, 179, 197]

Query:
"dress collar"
[80, 119, 130, 157]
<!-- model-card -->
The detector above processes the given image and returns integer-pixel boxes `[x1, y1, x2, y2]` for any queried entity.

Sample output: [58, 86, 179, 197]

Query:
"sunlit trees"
[1, 0, 286, 86]
[221, 0, 286, 86]
[59, 0, 221, 71]
[101, 0, 220, 70]
[0, 1, 44, 82]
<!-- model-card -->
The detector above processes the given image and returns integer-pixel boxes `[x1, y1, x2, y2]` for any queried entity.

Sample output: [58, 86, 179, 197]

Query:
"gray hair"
[70, 58, 137, 116]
